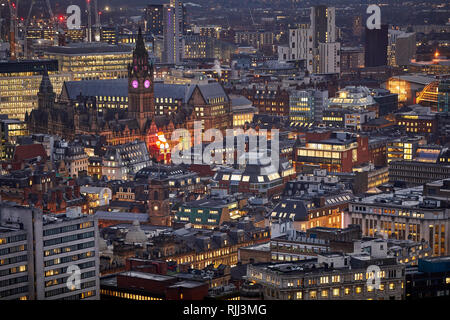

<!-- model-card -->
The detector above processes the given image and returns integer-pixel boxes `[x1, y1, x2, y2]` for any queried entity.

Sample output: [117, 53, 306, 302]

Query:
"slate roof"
[270, 198, 309, 221]
[64, 79, 129, 100]
[62, 80, 228, 104]
[44, 43, 133, 55]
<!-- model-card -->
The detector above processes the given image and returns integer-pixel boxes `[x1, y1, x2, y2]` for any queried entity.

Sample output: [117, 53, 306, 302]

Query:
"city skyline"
[0, 0, 449, 309]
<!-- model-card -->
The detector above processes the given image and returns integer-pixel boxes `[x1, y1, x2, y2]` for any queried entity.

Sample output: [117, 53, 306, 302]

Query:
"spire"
[134, 27, 147, 57]
[39, 67, 54, 94]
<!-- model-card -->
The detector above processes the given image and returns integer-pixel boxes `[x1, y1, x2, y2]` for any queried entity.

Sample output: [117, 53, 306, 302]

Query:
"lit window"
[332, 288, 339, 296]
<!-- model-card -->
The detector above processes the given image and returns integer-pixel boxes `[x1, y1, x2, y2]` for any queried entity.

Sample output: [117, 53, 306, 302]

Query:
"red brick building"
[237, 86, 290, 116]
[293, 132, 370, 173]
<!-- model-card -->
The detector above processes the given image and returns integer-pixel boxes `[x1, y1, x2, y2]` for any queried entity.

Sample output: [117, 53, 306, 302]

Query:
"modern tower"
[310, 5, 336, 48]
[163, 0, 183, 64]
[364, 24, 388, 67]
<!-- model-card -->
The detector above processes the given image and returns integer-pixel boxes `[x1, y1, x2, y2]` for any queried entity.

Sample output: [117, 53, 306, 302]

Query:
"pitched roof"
[63, 79, 189, 101]
[13, 144, 47, 163]
[186, 82, 229, 103]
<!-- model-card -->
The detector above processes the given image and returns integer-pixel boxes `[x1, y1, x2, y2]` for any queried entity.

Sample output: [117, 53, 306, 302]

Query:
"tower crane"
[24, 0, 54, 58]
[0, 0, 19, 60]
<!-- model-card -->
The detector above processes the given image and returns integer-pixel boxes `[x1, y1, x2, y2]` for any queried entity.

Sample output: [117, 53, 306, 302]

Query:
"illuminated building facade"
[0, 204, 100, 300]
[0, 116, 28, 159]
[100, 27, 118, 45]
[416, 79, 450, 112]
[238, 86, 290, 116]
[66, 29, 86, 43]
[230, 95, 257, 128]
[175, 196, 243, 229]
[328, 86, 379, 116]
[147, 228, 270, 270]
[102, 141, 151, 181]
[416, 81, 439, 110]
[395, 106, 437, 134]
[349, 185, 450, 256]
[0, 60, 72, 121]
[294, 132, 369, 173]
[289, 90, 327, 124]
[28, 30, 232, 162]
[163, 0, 184, 64]
[211, 156, 287, 198]
[43, 43, 133, 81]
[408, 59, 450, 75]
[146, 4, 164, 35]
[384, 75, 435, 106]
[386, 137, 423, 163]
[247, 253, 405, 300]
[80, 187, 112, 214]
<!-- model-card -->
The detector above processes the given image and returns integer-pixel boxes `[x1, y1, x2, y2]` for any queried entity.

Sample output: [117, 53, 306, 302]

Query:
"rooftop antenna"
[87, 0, 92, 42]
[248, 7, 255, 26]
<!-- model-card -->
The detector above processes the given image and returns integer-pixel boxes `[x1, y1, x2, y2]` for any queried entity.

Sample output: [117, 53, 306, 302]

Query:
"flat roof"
[119, 271, 174, 282]
[44, 43, 133, 56]
[168, 281, 205, 289]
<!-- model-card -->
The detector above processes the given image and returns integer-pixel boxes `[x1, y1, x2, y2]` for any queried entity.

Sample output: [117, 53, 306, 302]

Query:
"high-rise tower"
[163, 0, 183, 64]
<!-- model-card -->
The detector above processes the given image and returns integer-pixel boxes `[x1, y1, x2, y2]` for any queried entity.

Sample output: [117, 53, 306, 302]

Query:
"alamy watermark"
[366, 4, 381, 30]
[366, 265, 382, 290]
[66, 264, 81, 290]
[66, 5, 81, 30]
[170, 121, 280, 168]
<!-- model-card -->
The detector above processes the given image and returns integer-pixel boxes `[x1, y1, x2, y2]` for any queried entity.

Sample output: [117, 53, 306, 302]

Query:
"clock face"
[144, 80, 151, 88]
[132, 80, 139, 89]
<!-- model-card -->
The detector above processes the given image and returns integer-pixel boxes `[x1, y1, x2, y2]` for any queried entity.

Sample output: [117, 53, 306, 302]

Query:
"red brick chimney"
[74, 185, 80, 198]
[56, 189, 63, 201]
[66, 187, 73, 200]
[23, 187, 31, 201]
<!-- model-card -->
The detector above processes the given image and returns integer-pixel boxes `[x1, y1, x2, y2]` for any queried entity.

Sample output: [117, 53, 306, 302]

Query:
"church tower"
[128, 28, 155, 132]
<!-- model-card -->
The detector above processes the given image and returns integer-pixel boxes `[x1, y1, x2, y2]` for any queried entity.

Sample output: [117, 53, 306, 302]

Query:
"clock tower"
[128, 27, 155, 132]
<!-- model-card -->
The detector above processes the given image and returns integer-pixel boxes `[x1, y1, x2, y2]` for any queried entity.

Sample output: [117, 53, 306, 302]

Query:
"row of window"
[0, 254, 27, 266]
[43, 231, 94, 247]
[44, 251, 95, 267]
[43, 221, 93, 237]
[0, 265, 27, 277]
[288, 283, 399, 299]
[0, 275, 28, 288]
[0, 234, 27, 245]
[46, 257, 95, 274]
[0, 244, 26, 256]
[45, 282, 97, 298]
[0, 285, 27, 298]
[45, 270, 97, 288]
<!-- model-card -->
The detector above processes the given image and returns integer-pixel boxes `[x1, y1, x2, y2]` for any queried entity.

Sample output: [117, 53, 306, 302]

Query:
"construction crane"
[86, 0, 91, 42]
[0, 0, 19, 60]
[24, 0, 54, 58]
[93, 0, 101, 41]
